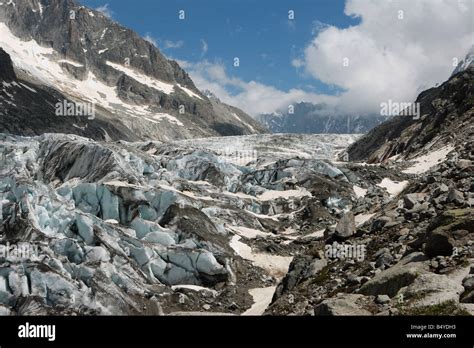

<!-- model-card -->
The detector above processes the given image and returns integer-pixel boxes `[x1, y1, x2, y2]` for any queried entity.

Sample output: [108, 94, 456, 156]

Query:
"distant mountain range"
[257, 102, 389, 134]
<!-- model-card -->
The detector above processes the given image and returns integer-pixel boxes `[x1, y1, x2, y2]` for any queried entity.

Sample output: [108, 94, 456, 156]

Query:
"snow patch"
[242, 286, 276, 316]
[377, 178, 409, 197]
[177, 84, 202, 100]
[353, 185, 367, 198]
[229, 226, 270, 239]
[355, 213, 376, 226]
[257, 188, 312, 201]
[58, 59, 84, 68]
[402, 145, 455, 174]
[230, 235, 292, 278]
[143, 113, 183, 127]
[106, 61, 174, 95]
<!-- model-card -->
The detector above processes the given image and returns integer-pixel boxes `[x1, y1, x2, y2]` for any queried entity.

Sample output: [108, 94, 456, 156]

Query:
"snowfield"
[402, 145, 455, 174]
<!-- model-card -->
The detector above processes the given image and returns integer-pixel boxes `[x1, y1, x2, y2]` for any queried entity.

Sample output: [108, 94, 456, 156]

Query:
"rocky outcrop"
[314, 293, 372, 316]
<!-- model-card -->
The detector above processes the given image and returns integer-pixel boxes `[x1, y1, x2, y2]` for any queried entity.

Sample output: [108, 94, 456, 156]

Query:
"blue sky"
[82, 0, 357, 94]
[81, 0, 472, 116]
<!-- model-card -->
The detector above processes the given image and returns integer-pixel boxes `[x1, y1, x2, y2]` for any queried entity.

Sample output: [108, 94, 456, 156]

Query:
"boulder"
[371, 216, 392, 231]
[272, 255, 312, 302]
[398, 272, 465, 307]
[375, 249, 394, 268]
[359, 252, 428, 297]
[403, 193, 426, 209]
[334, 212, 356, 240]
[305, 259, 328, 278]
[424, 231, 454, 257]
[447, 189, 464, 205]
[424, 209, 474, 257]
[314, 293, 372, 316]
[462, 275, 474, 291]
[375, 294, 391, 304]
[456, 159, 472, 169]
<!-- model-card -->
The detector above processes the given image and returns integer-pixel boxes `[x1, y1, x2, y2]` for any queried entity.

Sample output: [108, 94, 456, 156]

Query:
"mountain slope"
[0, 47, 135, 140]
[0, 0, 266, 141]
[347, 65, 474, 163]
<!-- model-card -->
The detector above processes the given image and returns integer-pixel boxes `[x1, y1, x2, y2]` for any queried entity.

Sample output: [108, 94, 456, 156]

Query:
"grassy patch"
[398, 300, 470, 316]
[309, 265, 331, 286]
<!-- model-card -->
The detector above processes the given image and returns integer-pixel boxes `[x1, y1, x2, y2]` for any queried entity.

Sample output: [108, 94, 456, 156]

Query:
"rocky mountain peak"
[0, 0, 267, 141]
[452, 45, 474, 76]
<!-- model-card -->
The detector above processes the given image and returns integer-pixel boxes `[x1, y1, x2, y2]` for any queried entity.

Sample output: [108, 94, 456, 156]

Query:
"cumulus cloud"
[179, 60, 336, 116]
[300, 0, 473, 114]
[95, 4, 113, 18]
[177, 0, 472, 117]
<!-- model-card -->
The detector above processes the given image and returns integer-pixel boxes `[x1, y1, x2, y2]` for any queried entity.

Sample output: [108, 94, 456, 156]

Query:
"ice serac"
[0, 132, 362, 315]
[0, 0, 266, 141]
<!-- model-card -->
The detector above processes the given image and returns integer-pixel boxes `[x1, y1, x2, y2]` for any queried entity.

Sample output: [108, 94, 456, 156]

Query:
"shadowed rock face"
[0, 0, 267, 141]
[0, 47, 15, 81]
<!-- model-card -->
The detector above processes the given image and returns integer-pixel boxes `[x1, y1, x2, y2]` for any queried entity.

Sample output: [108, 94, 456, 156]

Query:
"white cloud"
[144, 33, 158, 47]
[95, 4, 113, 18]
[291, 58, 304, 68]
[311, 20, 329, 35]
[164, 40, 184, 49]
[200, 39, 208, 57]
[179, 60, 336, 116]
[299, 0, 473, 114]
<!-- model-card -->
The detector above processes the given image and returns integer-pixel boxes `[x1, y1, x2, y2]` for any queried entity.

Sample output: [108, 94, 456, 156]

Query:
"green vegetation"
[398, 300, 470, 316]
